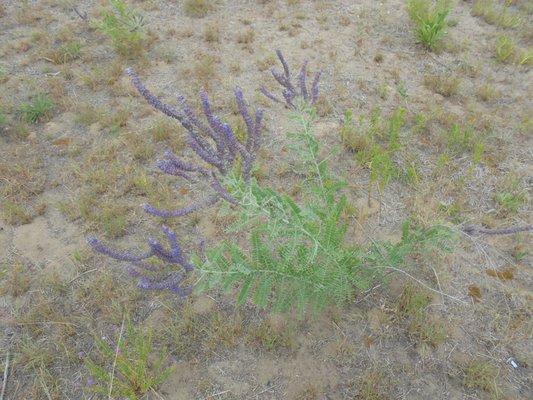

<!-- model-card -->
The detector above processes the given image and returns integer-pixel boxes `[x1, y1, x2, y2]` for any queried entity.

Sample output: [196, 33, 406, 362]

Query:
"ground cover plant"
[1, 1, 531, 399]
[94, 0, 147, 57]
[406, 0, 453, 50]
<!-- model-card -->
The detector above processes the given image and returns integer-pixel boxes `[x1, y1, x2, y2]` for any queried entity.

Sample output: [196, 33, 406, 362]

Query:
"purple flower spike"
[126, 68, 188, 126]
[87, 236, 154, 262]
[142, 196, 219, 218]
[260, 86, 282, 104]
[261, 50, 322, 109]
[210, 174, 239, 205]
[311, 71, 322, 103]
[89, 68, 267, 298]
[298, 61, 309, 101]
[88, 226, 195, 295]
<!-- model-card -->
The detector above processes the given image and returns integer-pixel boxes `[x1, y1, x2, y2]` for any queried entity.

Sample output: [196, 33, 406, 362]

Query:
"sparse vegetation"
[424, 73, 460, 96]
[86, 317, 173, 399]
[46, 41, 82, 64]
[472, 0, 522, 29]
[476, 83, 499, 102]
[495, 190, 526, 215]
[463, 359, 499, 394]
[1, 1, 531, 399]
[0, 107, 6, 127]
[184, 0, 212, 18]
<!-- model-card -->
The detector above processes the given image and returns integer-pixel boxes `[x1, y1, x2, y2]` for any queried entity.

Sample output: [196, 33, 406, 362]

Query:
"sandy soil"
[0, 0, 532, 399]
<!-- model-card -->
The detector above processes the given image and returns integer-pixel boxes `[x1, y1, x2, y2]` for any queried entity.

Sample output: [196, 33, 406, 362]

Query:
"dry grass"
[0, 0, 531, 398]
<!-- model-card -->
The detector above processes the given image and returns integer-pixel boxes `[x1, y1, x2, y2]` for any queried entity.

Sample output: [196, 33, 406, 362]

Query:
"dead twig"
[108, 315, 126, 399]
[73, 6, 88, 21]
[462, 224, 532, 236]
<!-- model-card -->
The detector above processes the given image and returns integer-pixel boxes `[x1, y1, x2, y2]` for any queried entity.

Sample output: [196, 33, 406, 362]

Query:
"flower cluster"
[88, 52, 322, 296]
[88, 70, 264, 294]
[87, 226, 193, 296]
[126, 68, 263, 217]
[260, 50, 321, 108]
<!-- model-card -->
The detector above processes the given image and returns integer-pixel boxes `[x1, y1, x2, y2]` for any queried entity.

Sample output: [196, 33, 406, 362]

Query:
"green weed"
[0, 262, 31, 297]
[397, 285, 431, 317]
[495, 36, 515, 63]
[407, 0, 452, 50]
[338, 109, 372, 152]
[368, 145, 398, 191]
[396, 285, 447, 347]
[1, 200, 33, 225]
[95, 0, 146, 57]
[20, 94, 54, 123]
[494, 191, 525, 215]
[86, 317, 173, 399]
[355, 370, 390, 400]
[47, 41, 82, 64]
[445, 124, 484, 162]
[249, 319, 296, 351]
[462, 360, 499, 393]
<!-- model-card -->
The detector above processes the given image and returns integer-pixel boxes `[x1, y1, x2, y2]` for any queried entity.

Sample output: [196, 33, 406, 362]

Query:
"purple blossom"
[87, 226, 193, 295]
[260, 50, 322, 109]
[126, 68, 264, 218]
[88, 68, 268, 297]
[142, 196, 219, 218]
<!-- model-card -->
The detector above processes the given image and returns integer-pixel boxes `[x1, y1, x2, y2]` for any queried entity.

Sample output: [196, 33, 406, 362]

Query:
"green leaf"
[237, 275, 254, 305]
[253, 277, 273, 308]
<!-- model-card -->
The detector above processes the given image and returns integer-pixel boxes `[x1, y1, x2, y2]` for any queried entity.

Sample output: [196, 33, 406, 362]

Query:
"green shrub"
[197, 105, 455, 315]
[407, 0, 453, 50]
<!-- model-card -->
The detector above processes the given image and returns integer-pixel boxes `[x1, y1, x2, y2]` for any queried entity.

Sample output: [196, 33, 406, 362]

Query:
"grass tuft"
[95, 0, 146, 58]
[86, 317, 173, 399]
[495, 35, 515, 63]
[472, 0, 522, 29]
[462, 360, 499, 393]
[20, 94, 54, 123]
[407, 0, 452, 50]
[184, 0, 212, 18]
[423, 73, 460, 97]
